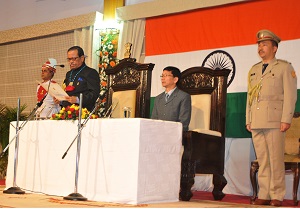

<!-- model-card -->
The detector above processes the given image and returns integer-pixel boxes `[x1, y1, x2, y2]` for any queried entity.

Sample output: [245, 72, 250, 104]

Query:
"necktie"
[165, 93, 169, 102]
[262, 63, 269, 74]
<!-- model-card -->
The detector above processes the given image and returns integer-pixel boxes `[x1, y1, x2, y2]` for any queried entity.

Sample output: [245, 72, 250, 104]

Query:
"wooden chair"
[177, 66, 230, 201]
[250, 112, 300, 206]
[104, 58, 154, 118]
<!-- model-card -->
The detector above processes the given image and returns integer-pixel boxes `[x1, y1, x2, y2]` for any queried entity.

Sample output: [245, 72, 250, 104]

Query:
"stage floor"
[0, 186, 271, 208]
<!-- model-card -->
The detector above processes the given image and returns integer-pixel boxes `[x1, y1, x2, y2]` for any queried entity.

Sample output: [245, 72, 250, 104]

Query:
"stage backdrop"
[144, 0, 300, 138]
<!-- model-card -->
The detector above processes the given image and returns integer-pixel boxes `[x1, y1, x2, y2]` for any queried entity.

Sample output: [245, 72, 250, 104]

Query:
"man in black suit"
[151, 66, 191, 131]
[55, 46, 100, 111]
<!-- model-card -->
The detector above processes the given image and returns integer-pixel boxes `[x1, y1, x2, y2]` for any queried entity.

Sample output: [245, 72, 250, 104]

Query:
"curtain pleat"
[74, 26, 99, 71]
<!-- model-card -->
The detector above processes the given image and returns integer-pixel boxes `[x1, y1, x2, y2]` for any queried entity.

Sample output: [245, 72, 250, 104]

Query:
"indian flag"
[144, 0, 300, 197]
[144, 0, 300, 138]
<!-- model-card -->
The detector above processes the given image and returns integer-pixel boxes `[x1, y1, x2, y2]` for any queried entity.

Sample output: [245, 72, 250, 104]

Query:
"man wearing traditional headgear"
[54, 46, 100, 111]
[36, 58, 61, 118]
[246, 29, 297, 206]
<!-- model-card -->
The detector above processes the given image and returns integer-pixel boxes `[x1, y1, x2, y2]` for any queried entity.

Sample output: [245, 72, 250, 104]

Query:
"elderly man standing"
[55, 46, 100, 111]
[246, 29, 297, 207]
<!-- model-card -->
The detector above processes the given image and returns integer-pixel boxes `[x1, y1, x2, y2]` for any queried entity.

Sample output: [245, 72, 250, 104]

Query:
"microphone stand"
[108, 102, 118, 118]
[2, 79, 55, 194]
[103, 103, 113, 118]
[3, 98, 25, 194]
[103, 101, 118, 118]
[0, 94, 47, 158]
[45, 106, 54, 119]
[62, 95, 102, 159]
[63, 94, 87, 201]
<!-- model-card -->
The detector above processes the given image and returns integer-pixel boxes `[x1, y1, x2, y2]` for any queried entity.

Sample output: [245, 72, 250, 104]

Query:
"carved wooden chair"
[177, 67, 230, 201]
[104, 58, 154, 118]
[250, 112, 300, 206]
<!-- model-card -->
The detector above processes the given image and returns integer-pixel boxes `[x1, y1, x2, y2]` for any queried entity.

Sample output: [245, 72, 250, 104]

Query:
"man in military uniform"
[246, 29, 297, 206]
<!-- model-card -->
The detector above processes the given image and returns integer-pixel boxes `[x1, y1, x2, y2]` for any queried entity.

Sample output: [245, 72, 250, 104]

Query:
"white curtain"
[118, 19, 145, 63]
[74, 25, 100, 71]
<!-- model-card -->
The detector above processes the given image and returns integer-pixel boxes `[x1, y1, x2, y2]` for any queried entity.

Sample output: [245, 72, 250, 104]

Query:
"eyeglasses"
[160, 74, 173, 78]
[66, 57, 80, 62]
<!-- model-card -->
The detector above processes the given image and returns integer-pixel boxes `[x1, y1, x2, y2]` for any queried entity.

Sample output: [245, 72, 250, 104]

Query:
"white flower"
[100, 90, 106, 95]
[108, 44, 113, 50]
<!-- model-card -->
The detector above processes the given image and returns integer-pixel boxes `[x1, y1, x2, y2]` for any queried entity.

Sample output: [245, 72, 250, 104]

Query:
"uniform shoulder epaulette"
[252, 61, 261, 67]
[277, 59, 291, 64]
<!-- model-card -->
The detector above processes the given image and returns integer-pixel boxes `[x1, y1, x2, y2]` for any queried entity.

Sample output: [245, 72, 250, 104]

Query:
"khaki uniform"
[246, 58, 297, 200]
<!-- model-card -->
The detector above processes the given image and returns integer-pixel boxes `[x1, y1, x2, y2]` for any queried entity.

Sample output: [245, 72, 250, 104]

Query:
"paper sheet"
[37, 81, 68, 101]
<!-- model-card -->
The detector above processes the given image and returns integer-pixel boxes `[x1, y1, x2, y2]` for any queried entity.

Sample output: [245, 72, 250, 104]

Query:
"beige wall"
[0, 33, 74, 113]
[0, 12, 100, 113]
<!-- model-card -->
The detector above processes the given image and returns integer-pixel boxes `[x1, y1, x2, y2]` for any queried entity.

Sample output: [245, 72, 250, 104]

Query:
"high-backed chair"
[177, 66, 230, 201]
[104, 58, 154, 118]
[250, 112, 300, 206]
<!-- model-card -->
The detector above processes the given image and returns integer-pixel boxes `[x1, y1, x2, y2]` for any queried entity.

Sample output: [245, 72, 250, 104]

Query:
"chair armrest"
[193, 129, 222, 137]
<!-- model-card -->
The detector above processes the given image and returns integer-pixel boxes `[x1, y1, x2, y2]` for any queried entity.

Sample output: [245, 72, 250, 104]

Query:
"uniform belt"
[258, 95, 284, 101]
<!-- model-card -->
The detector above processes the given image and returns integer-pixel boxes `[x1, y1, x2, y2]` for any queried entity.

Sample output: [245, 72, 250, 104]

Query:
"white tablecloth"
[6, 118, 183, 204]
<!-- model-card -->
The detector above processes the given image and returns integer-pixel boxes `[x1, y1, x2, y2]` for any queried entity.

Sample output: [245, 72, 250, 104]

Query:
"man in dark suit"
[55, 46, 100, 111]
[151, 66, 191, 131]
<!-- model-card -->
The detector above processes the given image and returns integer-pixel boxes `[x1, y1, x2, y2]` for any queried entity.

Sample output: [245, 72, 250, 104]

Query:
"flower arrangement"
[97, 28, 120, 117]
[98, 28, 120, 70]
[50, 104, 99, 120]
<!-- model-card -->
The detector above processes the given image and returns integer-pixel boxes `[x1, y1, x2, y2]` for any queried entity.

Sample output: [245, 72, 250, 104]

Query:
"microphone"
[53, 64, 65, 68]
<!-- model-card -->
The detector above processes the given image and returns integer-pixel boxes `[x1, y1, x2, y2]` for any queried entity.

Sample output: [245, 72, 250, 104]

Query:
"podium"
[6, 118, 182, 204]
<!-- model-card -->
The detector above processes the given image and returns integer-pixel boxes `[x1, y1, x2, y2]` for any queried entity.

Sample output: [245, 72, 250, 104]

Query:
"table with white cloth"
[6, 118, 183, 204]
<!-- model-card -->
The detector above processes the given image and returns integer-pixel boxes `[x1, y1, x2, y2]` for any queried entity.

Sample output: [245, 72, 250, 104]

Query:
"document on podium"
[37, 81, 68, 101]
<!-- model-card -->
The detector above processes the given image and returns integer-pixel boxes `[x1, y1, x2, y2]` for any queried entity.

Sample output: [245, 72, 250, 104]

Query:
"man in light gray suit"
[151, 66, 191, 131]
